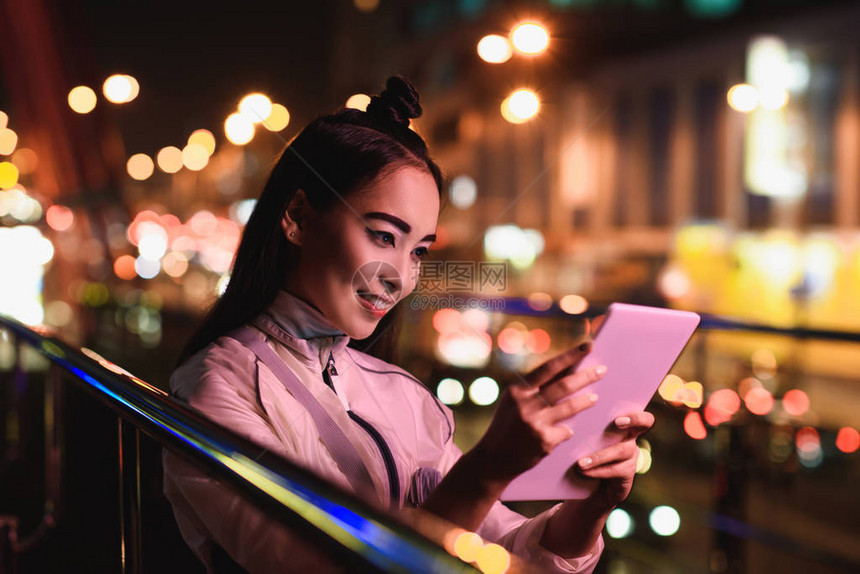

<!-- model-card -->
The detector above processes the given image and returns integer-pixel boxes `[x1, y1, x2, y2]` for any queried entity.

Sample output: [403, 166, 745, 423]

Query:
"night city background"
[2, 0, 860, 572]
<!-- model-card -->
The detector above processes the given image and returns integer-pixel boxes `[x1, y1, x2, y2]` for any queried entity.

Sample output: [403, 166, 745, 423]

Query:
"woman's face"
[285, 166, 440, 340]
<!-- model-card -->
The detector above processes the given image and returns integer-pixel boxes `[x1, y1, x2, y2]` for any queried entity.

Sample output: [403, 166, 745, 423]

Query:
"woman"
[163, 76, 654, 573]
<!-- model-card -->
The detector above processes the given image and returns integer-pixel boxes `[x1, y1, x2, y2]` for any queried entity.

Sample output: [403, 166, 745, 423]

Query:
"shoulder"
[344, 346, 454, 442]
[169, 333, 259, 401]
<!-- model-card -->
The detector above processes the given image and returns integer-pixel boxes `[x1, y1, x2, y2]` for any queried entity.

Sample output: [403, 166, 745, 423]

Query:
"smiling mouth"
[356, 291, 395, 310]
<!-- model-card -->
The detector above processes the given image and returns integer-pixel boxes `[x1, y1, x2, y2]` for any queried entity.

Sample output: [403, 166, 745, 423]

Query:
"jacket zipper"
[322, 351, 400, 507]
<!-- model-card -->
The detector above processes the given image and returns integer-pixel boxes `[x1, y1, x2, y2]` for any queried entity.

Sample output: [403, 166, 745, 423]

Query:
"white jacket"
[163, 290, 604, 573]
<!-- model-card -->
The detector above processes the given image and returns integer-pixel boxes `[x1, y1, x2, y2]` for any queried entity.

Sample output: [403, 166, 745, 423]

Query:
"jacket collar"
[254, 290, 351, 370]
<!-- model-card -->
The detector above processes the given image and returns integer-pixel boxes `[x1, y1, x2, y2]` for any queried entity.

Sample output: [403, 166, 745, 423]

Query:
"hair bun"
[366, 75, 423, 128]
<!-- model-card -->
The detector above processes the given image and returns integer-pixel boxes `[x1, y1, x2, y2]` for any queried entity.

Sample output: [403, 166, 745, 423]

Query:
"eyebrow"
[364, 211, 436, 242]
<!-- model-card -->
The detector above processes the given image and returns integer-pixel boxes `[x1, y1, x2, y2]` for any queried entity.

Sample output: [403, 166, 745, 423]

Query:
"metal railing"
[0, 314, 484, 574]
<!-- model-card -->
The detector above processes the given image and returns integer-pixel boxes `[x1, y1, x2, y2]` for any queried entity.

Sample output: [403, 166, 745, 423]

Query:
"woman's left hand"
[576, 410, 655, 511]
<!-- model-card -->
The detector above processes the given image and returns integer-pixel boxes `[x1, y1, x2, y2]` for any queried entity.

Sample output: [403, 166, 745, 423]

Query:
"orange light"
[46, 205, 74, 231]
[684, 411, 707, 440]
[525, 328, 551, 354]
[704, 389, 740, 426]
[497, 327, 525, 354]
[836, 427, 860, 454]
[432, 308, 461, 334]
[782, 389, 809, 417]
[744, 387, 774, 415]
[113, 255, 137, 280]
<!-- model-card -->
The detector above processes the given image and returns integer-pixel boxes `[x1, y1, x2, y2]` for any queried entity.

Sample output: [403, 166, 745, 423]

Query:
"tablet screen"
[500, 303, 700, 501]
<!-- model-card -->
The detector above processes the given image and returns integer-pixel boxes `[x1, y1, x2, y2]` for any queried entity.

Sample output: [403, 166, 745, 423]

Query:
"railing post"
[0, 516, 18, 574]
[117, 418, 142, 574]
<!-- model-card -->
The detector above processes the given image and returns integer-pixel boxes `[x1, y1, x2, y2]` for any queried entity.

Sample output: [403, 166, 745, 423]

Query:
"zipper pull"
[326, 351, 338, 376]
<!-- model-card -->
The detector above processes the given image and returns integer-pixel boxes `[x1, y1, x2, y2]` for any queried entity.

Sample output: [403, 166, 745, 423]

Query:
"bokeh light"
[46, 205, 74, 232]
[182, 143, 210, 171]
[127, 153, 155, 180]
[559, 294, 588, 315]
[525, 329, 551, 354]
[432, 308, 461, 334]
[510, 22, 549, 55]
[836, 427, 860, 454]
[0, 128, 18, 156]
[68, 86, 97, 114]
[477, 34, 513, 64]
[346, 94, 372, 111]
[727, 83, 759, 112]
[103, 74, 139, 104]
[497, 327, 525, 354]
[263, 103, 290, 131]
[606, 508, 634, 539]
[225, 112, 255, 145]
[704, 388, 741, 426]
[649, 506, 681, 536]
[449, 175, 477, 209]
[782, 389, 809, 416]
[684, 411, 707, 440]
[239, 93, 273, 123]
[453, 532, 483, 563]
[114, 255, 137, 280]
[156, 146, 183, 174]
[475, 543, 510, 574]
[744, 386, 774, 415]
[526, 292, 553, 312]
[501, 89, 540, 124]
[0, 162, 20, 189]
[469, 376, 500, 406]
[436, 378, 465, 406]
[188, 129, 217, 155]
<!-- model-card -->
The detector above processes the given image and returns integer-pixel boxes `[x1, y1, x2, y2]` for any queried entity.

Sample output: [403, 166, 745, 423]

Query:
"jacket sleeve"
[435, 429, 604, 573]
[162, 448, 341, 574]
[163, 343, 341, 573]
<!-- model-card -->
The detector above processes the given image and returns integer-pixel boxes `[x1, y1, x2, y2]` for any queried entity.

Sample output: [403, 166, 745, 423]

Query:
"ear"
[282, 189, 308, 244]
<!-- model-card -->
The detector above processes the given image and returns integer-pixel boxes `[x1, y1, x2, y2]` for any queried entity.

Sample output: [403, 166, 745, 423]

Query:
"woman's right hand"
[472, 342, 606, 483]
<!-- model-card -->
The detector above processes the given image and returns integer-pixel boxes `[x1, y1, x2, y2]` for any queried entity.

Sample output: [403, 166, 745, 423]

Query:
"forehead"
[349, 167, 440, 231]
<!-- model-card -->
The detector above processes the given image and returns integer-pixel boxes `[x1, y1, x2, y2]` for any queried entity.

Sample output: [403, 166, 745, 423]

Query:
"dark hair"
[177, 76, 444, 367]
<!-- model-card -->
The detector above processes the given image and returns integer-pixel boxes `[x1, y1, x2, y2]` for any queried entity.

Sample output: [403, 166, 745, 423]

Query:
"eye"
[367, 228, 395, 247]
[413, 246, 429, 260]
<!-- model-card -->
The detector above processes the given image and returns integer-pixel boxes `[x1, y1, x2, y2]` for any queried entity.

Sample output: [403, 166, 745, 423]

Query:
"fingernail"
[578, 457, 593, 468]
[615, 416, 631, 427]
[579, 342, 591, 352]
[588, 393, 599, 403]
[595, 365, 607, 376]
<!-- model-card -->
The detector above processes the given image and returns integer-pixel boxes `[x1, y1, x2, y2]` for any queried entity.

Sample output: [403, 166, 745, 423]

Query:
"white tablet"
[500, 303, 700, 501]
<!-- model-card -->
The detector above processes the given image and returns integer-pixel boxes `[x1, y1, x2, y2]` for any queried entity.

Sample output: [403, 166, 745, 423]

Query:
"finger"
[546, 390, 599, 423]
[577, 440, 640, 470]
[540, 364, 606, 405]
[523, 341, 592, 388]
[578, 458, 637, 479]
[613, 411, 656, 433]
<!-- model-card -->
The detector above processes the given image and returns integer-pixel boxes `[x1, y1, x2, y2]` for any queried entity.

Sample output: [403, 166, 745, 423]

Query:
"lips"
[356, 290, 395, 311]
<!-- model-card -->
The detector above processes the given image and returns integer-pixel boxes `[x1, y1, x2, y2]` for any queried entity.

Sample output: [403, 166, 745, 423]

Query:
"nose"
[378, 272, 402, 299]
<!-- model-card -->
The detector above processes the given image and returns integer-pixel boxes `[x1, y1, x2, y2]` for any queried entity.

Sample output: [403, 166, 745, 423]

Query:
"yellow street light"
[727, 83, 759, 112]
[188, 129, 217, 155]
[477, 34, 512, 64]
[156, 146, 183, 174]
[501, 89, 540, 124]
[103, 74, 139, 104]
[239, 93, 272, 124]
[68, 86, 97, 114]
[510, 22, 549, 55]
[225, 112, 255, 145]
[127, 153, 155, 180]
[263, 103, 290, 131]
